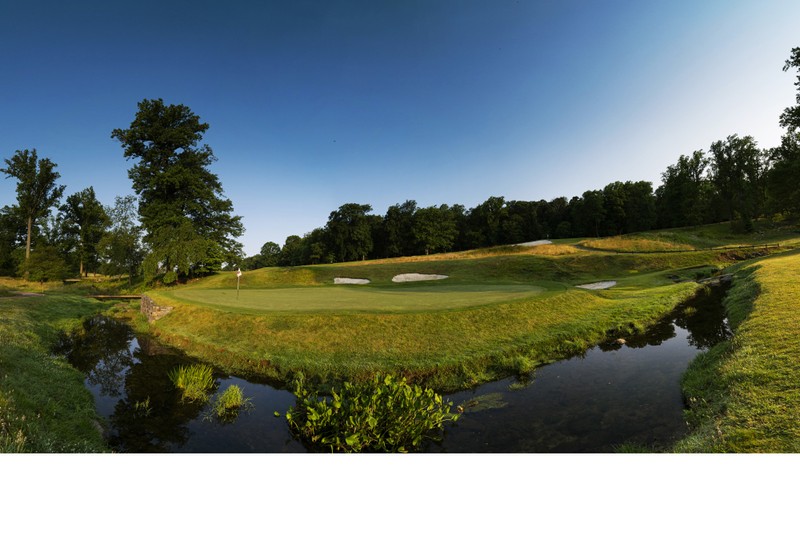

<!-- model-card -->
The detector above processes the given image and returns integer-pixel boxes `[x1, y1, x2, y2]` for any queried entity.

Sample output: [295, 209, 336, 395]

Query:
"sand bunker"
[392, 273, 449, 283]
[334, 278, 370, 285]
[516, 240, 553, 247]
[575, 281, 617, 290]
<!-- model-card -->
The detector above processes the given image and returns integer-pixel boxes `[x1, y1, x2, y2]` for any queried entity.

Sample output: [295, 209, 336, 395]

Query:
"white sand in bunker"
[334, 278, 371, 285]
[392, 273, 449, 283]
[515, 240, 553, 247]
[575, 281, 617, 290]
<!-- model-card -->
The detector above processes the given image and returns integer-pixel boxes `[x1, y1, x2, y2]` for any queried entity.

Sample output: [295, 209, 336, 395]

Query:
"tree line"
[1, 99, 242, 284]
[243, 48, 800, 269]
[2, 48, 799, 281]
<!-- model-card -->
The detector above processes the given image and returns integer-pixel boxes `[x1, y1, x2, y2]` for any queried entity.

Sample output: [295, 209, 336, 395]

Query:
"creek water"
[65, 284, 729, 453]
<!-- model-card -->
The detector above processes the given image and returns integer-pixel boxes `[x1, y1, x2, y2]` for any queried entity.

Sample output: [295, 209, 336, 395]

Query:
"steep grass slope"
[677, 249, 800, 452]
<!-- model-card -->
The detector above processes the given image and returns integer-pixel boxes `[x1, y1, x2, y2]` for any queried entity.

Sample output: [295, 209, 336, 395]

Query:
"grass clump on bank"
[282, 373, 460, 452]
[211, 384, 251, 421]
[0, 291, 109, 452]
[676, 250, 800, 452]
[168, 364, 215, 402]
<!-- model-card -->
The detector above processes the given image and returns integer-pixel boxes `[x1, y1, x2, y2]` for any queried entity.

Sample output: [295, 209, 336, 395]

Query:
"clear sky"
[1, 0, 799, 256]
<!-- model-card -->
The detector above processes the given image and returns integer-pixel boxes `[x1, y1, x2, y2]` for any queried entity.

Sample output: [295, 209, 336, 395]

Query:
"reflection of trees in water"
[598, 283, 730, 352]
[68, 317, 136, 397]
[110, 347, 209, 452]
[68, 316, 216, 452]
[674, 284, 732, 349]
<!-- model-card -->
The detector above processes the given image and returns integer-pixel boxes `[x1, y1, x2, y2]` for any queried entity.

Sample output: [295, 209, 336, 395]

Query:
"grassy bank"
[147, 245, 737, 391]
[676, 249, 800, 452]
[0, 287, 110, 452]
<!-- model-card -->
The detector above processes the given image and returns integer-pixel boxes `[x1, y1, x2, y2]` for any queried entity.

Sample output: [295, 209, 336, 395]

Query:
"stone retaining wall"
[141, 295, 174, 322]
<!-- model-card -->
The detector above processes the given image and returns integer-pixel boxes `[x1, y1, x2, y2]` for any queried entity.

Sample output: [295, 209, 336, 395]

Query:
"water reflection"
[64, 317, 304, 452]
[432, 284, 731, 452]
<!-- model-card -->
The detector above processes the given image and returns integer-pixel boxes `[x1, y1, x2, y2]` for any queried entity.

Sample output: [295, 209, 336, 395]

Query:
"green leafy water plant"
[211, 384, 252, 421]
[168, 364, 215, 402]
[282, 373, 460, 453]
[133, 397, 152, 417]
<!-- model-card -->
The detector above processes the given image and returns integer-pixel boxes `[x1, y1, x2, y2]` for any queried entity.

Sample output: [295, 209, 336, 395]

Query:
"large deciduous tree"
[60, 186, 110, 276]
[656, 151, 714, 228]
[0, 149, 65, 267]
[779, 47, 800, 131]
[383, 200, 417, 257]
[709, 135, 764, 232]
[98, 195, 145, 286]
[111, 98, 243, 281]
[766, 47, 800, 217]
[0, 206, 26, 275]
[412, 205, 458, 255]
[766, 132, 800, 217]
[325, 203, 373, 262]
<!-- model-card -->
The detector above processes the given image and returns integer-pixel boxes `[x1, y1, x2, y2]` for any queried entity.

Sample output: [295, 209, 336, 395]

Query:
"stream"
[63, 284, 729, 452]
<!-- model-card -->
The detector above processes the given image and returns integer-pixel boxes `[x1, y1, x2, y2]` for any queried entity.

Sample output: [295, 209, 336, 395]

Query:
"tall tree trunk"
[24, 216, 32, 280]
[25, 216, 32, 260]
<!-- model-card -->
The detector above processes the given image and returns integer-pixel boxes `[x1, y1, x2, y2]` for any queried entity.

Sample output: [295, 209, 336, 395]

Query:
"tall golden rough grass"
[579, 236, 696, 252]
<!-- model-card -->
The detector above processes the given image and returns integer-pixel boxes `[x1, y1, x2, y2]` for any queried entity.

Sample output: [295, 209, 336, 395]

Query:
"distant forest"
[243, 128, 799, 268]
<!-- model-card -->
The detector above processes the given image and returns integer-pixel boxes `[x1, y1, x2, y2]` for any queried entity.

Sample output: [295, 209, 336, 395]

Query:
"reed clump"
[168, 364, 215, 402]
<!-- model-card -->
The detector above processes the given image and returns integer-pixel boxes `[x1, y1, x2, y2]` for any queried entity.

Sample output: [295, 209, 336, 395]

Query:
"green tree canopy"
[766, 132, 800, 216]
[412, 205, 458, 255]
[60, 186, 110, 276]
[709, 135, 764, 231]
[98, 195, 145, 285]
[383, 200, 417, 257]
[780, 47, 800, 131]
[0, 149, 64, 267]
[111, 98, 243, 280]
[325, 203, 373, 262]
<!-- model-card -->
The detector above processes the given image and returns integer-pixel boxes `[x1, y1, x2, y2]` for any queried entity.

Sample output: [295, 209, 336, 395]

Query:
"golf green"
[167, 283, 548, 313]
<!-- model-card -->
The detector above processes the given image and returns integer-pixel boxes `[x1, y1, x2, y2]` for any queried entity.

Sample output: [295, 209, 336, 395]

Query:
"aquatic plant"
[133, 397, 152, 417]
[211, 384, 252, 420]
[168, 364, 215, 402]
[282, 373, 460, 453]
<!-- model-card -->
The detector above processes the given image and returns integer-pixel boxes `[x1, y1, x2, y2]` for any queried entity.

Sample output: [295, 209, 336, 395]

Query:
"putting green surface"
[166, 283, 550, 313]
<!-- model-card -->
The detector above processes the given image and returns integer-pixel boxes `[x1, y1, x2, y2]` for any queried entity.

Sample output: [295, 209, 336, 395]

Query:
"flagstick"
[236, 268, 242, 300]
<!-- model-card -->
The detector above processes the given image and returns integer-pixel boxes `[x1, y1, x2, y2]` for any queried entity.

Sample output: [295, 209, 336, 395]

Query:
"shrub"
[282, 373, 460, 453]
[168, 364, 215, 402]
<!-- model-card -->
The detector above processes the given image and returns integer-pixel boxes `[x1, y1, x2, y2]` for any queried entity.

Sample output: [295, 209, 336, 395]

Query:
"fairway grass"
[168, 283, 550, 313]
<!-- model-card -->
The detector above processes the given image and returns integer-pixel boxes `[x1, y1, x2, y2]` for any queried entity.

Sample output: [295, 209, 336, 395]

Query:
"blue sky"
[1, 0, 799, 255]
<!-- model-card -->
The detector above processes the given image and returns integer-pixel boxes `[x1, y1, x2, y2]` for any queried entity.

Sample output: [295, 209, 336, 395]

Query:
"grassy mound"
[146, 223, 799, 392]
[149, 242, 741, 391]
